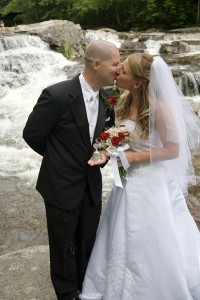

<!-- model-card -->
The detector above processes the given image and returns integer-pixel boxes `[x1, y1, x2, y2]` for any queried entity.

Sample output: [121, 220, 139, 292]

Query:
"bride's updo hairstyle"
[116, 53, 153, 138]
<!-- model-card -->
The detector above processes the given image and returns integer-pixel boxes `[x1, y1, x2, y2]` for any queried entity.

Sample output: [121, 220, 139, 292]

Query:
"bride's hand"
[88, 150, 110, 166]
[117, 150, 136, 164]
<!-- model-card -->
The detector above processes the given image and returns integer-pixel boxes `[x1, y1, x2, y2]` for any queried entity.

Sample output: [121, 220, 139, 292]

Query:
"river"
[0, 29, 199, 254]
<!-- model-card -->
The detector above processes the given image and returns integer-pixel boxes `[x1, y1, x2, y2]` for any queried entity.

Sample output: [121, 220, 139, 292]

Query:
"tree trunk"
[115, 4, 122, 27]
[197, 0, 200, 26]
[34, 0, 40, 22]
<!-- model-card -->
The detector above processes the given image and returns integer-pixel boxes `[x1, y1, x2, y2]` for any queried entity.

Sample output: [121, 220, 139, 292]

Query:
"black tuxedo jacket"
[23, 74, 115, 210]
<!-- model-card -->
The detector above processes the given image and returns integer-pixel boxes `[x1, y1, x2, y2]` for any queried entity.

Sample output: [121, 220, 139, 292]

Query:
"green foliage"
[39, 0, 73, 20]
[1, 0, 43, 23]
[142, 0, 162, 28]
[0, 0, 198, 30]
[161, 0, 194, 28]
[60, 40, 73, 59]
[0, 0, 10, 11]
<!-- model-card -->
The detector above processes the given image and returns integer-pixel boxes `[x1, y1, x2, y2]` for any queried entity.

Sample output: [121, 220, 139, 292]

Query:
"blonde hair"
[115, 53, 153, 138]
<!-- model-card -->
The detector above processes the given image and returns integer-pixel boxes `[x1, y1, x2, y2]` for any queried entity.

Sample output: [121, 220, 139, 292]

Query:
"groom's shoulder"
[45, 74, 80, 93]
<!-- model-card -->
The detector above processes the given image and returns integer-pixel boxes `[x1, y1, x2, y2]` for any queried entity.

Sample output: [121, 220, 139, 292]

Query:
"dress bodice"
[120, 119, 150, 152]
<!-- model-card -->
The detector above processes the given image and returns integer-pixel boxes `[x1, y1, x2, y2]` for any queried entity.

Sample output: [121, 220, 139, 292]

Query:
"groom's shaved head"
[85, 40, 118, 65]
[83, 39, 120, 90]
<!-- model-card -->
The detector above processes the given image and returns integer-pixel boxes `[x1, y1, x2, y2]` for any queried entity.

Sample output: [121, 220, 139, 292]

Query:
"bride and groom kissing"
[23, 40, 200, 300]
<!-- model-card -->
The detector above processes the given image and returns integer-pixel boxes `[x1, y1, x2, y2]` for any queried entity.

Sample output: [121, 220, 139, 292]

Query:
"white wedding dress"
[80, 120, 200, 300]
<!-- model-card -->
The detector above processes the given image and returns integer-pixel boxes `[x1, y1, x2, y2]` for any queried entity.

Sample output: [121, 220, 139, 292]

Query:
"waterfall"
[85, 30, 122, 48]
[0, 34, 75, 98]
[179, 72, 200, 97]
[0, 32, 114, 256]
[164, 32, 200, 42]
[0, 30, 199, 188]
[0, 34, 77, 185]
[0, 29, 199, 256]
[144, 38, 163, 55]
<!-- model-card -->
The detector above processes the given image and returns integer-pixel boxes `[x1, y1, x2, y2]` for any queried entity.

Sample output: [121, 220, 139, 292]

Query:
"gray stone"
[0, 245, 56, 300]
[187, 98, 200, 114]
[4, 20, 85, 59]
[0, 176, 48, 256]
[0, 165, 113, 256]
[160, 41, 190, 54]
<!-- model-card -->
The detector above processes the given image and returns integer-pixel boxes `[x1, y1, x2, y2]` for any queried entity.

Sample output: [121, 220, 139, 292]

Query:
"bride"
[80, 54, 200, 300]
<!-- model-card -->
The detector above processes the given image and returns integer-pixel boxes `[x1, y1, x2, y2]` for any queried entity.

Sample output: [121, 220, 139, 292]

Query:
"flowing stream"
[0, 29, 200, 254]
[0, 31, 199, 188]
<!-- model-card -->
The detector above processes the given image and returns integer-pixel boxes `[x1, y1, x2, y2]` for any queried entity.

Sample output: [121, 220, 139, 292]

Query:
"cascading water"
[85, 30, 122, 48]
[0, 34, 81, 254]
[0, 29, 199, 255]
[179, 71, 200, 96]
[0, 34, 78, 183]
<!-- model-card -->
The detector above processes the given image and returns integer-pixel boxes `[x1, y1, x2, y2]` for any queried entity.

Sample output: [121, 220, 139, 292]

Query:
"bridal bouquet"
[92, 125, 132, 185]
[93, 125, 132, 152]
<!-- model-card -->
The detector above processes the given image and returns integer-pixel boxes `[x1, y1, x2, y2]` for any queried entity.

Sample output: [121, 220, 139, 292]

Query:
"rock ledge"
[0, 245, 56, 300]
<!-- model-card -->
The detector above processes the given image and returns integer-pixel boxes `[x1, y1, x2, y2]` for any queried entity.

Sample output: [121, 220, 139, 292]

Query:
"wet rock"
[0, 245, 56, 300]
[0, 176, 48, 256]
[160, 41, 190, 54]
[4, 20, 85, 59]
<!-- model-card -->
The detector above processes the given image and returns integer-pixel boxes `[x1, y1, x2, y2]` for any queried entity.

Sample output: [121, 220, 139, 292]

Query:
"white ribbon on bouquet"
[108, 143, 130, 188]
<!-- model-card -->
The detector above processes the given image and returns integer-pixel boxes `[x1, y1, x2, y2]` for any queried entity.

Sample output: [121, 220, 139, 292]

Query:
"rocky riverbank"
[0, 21, 200, 298]
[0, 245, 56, 300]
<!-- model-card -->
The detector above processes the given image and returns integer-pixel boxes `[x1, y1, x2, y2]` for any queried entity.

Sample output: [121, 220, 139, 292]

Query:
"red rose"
[111, 136, 120, 146]
[108, 96, 117, 106]
[98, 132, 110, 140]
[118, 132, 125, 140]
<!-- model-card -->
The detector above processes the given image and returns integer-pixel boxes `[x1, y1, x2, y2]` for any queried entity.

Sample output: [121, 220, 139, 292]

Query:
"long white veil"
[149, 56, 200, 195]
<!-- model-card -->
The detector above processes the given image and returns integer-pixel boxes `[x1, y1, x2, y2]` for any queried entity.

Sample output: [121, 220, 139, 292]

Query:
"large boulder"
[4, 20, 85, 58]
[160, 41, 190, 54]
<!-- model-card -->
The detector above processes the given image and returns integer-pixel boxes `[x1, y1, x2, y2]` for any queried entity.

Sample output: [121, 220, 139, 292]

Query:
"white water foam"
[0, 34, 77, 185]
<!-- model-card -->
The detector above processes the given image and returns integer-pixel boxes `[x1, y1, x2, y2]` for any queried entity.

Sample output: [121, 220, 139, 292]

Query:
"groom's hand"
[88, 150, 110, 166]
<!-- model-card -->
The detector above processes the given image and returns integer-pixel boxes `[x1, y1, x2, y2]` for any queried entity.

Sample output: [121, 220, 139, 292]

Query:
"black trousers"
[45, 186, 101, 300]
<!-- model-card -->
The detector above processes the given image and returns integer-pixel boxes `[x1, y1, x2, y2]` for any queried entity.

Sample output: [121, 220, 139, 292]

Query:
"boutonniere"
[101, 94, 117, 114]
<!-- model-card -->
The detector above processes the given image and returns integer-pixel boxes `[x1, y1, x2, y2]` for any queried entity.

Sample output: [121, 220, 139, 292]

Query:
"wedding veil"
[149, 56, 200, 195]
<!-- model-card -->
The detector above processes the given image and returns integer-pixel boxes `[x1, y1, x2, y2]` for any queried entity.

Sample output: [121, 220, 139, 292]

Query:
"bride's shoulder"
[120, 119, 136, 126]
[118, 119, 136, 134]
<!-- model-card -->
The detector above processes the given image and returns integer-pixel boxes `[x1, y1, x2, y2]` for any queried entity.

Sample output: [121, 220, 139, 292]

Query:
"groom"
[23, 40, 120, 300]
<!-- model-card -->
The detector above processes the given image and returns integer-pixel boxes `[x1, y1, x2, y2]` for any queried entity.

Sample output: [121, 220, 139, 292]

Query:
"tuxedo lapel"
[68, 77, 109, 152]
[68, 77, 91, 151]
[93, 92, 107, 144]
[71, 92, 106, 149]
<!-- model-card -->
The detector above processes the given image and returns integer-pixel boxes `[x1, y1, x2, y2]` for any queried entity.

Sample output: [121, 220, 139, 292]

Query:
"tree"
[1, 0, 42, 23]
[0, 0, 198, 30]
[0, 0, 10, 11]
[39, 0, 73, 20]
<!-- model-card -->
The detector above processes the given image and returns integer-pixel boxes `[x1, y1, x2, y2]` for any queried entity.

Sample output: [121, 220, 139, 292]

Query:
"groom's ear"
[93, 59, 101, 70]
